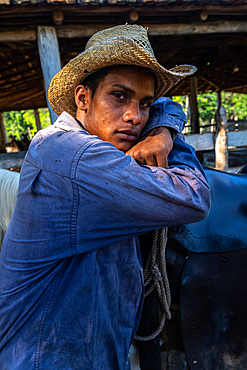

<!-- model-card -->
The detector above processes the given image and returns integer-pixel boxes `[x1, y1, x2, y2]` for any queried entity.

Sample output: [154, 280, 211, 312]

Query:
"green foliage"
[222, 92, 247, 121]
[3, 108, 51, 140]
[38, 108, 52, 129]
[173, 92, 247, 133]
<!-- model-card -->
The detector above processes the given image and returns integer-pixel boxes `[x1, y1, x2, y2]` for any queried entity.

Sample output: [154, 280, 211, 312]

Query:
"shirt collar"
[54, 112, 88, 134]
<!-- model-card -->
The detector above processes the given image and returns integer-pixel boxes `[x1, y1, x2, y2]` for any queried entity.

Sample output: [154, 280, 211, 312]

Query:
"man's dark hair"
[81, 68, 110, 99]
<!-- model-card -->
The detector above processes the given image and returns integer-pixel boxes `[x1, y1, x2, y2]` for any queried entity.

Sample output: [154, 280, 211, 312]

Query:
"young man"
[0, 24, 210, 369]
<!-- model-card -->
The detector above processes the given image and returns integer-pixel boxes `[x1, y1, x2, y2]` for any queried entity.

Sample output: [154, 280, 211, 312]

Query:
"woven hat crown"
[85, 24, 155, 59]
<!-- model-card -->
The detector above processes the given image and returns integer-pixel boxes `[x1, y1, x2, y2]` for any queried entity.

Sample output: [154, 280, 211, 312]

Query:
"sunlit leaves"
[3, 108, 51, 141]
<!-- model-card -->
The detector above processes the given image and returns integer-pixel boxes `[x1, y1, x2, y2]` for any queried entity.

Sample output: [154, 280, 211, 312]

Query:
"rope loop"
[135, 227, 171, 342]
[151, 264, 162, 281]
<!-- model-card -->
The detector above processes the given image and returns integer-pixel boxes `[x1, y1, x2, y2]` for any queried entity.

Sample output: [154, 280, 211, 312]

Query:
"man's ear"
[75, 85, 90, 112]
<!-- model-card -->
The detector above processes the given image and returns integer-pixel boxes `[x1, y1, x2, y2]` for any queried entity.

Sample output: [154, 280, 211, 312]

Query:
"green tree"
[3, 108, 51, 141]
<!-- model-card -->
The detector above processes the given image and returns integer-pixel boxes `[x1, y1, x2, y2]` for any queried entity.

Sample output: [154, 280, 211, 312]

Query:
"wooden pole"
[189, 77, 199, 134]
[0, 113, 6, 150]
[215, 92, 228, 171]
[37, 26, 61, 124]
[34, 109, 42, 132]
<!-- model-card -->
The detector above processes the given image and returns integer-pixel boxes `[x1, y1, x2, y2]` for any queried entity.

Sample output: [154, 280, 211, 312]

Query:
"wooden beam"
[0, 89, 44, 113]
[226, 84, 247, 91]
[0, 30, 36, 42]
[147, 21, 247, 36]
[1, 4, 247, 17]
[0, 151, 26, 169]
[200, 76, 219, 91]
[1, 21, 247, 43]
[37, 26, 61, 124]
[1, 90, 44, 106]
[57, 22, 247, 38]
[56, 24, 112, 39]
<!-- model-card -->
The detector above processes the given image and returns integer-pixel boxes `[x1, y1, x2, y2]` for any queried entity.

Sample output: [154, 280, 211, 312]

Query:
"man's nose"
[123, 103, 141, 125]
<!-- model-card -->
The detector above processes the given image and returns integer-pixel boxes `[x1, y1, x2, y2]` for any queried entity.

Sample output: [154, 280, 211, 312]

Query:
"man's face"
[76, 66, 155, 152]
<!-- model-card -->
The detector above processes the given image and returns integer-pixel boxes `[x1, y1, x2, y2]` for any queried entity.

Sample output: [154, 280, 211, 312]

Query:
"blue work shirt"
[0, 98, 210, 370]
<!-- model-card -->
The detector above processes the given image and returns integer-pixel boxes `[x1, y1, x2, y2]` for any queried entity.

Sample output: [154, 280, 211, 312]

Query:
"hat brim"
[48, 36, 196, 116]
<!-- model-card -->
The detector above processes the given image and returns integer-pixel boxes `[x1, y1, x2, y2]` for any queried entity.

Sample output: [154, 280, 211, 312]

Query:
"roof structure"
[0, 0, 247, 112]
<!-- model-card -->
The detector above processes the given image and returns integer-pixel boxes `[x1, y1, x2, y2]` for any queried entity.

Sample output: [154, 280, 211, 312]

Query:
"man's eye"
[140, 101, 151, 108]
[113, 92, 125, 100]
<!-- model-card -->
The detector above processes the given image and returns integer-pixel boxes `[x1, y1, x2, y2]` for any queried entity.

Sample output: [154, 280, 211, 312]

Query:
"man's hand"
[126, 127, 173, 168]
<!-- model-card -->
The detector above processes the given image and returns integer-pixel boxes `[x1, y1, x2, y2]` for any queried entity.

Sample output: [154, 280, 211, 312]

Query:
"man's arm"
[126, 97, 186, 168]
[74, 134, 210, 254]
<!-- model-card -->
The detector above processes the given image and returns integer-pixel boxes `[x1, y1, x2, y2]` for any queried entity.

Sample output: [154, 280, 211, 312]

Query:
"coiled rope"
[135, 228, 171, 341]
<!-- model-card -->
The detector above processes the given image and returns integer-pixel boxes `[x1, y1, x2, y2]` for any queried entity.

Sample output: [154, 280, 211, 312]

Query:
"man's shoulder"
[25, 114, 101, 177]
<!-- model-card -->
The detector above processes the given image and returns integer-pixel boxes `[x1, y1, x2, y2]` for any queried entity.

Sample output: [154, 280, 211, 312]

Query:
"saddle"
[169, 166, 247, 253]
[165, 166, 247, 370]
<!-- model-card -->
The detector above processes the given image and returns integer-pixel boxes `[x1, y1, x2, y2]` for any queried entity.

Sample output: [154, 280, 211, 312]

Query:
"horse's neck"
[0, 169, 20, 249]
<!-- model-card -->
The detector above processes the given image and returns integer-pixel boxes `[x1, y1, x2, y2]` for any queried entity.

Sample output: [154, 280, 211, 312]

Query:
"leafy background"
[3, 108, 51, 141]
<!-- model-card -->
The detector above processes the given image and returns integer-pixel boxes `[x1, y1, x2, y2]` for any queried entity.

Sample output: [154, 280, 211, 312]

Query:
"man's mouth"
[117, 129, 139, 142]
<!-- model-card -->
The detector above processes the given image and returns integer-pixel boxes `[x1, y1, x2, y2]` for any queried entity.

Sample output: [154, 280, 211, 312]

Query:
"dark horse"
[137, 164, 247, 370]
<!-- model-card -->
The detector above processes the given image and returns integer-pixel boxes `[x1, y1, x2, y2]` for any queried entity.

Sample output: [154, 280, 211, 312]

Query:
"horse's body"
[0, 166, 247, 370]
[0, 169, 19, 246]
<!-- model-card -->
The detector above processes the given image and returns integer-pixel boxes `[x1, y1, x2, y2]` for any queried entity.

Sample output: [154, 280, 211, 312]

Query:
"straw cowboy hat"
[48, 24, 196, 116]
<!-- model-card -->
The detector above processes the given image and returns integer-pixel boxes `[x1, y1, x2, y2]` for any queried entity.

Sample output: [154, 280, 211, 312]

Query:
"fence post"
[215, 93, 228, 171]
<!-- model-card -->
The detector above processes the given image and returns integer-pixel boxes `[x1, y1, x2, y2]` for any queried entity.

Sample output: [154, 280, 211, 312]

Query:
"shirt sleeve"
[141, 97, 186, 138]
[75, 136, 211, 254]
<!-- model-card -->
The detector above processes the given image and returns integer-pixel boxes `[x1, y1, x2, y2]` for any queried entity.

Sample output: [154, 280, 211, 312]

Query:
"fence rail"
[185, 130, 247, 152]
